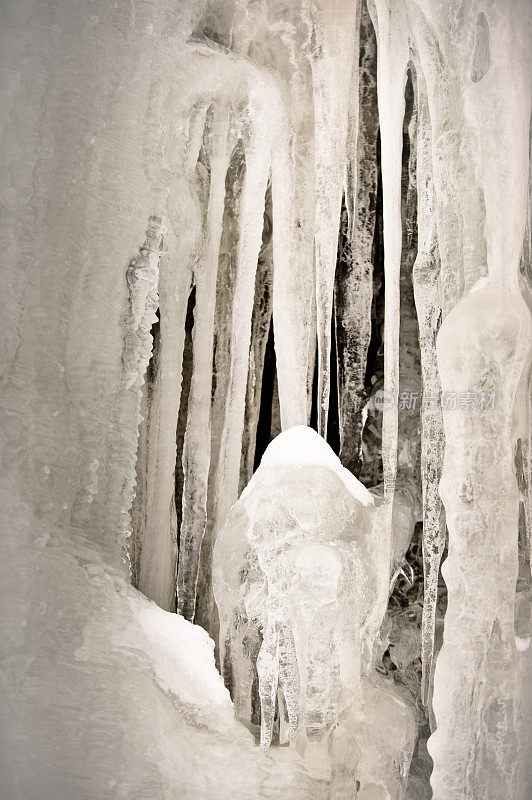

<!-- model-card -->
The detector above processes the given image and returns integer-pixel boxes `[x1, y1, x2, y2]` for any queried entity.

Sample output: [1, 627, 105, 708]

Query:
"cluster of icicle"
[0, 0, 529, 795]
[117, 0, 532, 798]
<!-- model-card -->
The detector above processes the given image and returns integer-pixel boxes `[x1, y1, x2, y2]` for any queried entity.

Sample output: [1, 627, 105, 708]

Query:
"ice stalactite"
[335, 0, 378, 475]
[196, 138, 247, 630]
[410, 70, 445, 709]
[123, 215, 162, 580]
[271, 82, 314, 432]
[196, 74, 282, 631]
[367, 0, 410, 645]
[393, 65, 423, 571]
[407, 0, 486, 315]
[178, 106, 231, 620]
[132, 96, 205, 611]
[312, 0, 360, 437]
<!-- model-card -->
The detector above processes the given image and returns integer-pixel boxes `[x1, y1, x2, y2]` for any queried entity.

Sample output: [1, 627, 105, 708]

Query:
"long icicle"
[336, 0, 378, 474]
[311, 0, 359, 438]
[411, 69, 445, 710]
[178, 105, 230, 620]
[367, 0, 410, 635]
[136, 104, 206, 611]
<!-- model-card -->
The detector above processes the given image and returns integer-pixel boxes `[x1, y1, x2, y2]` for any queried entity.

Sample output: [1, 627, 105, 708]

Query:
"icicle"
[210, 134, 270, 535]
[135, 251, 191, 612]
[126, 217, 162, 586]
[411, 71, 445, 709]
[311, 0, 360, 437]
[336, 1, 378, 474]
[257, 618, 280, 749]
[367, 0, 410, 637]
[392, 65, 423, 575]
[278, 623, 301, 739]
[134, 101, 206, 611]
[271, 98, 314, 431]
[178, 105, 231, 621]
[196, 137, 246, 632]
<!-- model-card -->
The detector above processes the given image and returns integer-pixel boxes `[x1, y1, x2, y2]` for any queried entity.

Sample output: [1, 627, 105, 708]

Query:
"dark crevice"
[253, 318, 277, 470]
[175, 286, 196, 558]
[357, 130, 384, 488]
[309, 339, 318, 434]
[308, 313, 340, 455]
[145, 307, 161, 386]
[327, 306, 340, 455]
[365, 132, 384, 394]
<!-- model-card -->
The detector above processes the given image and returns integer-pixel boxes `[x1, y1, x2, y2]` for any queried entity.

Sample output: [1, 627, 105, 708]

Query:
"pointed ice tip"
[259, 733, 271, 750]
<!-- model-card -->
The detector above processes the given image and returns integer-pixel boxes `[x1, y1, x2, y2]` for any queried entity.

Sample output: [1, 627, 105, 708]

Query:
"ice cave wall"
[0, 0, 531, 799]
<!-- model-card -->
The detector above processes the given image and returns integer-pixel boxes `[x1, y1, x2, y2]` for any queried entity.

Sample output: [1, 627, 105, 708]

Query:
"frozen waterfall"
[0, 0, 531, 799]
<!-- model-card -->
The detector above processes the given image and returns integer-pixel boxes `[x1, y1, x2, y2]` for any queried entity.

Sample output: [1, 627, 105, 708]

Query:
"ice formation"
[0, 0, 531, 798]
[214, 426, 418, 797]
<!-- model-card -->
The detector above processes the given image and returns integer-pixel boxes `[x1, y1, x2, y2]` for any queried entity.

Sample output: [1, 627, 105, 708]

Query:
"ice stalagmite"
[214, 426, 418, 796]
[431, 279, 530, 799]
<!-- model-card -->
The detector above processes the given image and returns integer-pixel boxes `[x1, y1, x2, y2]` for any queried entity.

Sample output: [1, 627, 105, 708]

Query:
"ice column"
[427, 1, 532, 797]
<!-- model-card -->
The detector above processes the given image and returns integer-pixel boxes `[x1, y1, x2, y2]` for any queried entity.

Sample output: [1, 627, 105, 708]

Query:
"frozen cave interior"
[0, 0, 532, 799]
